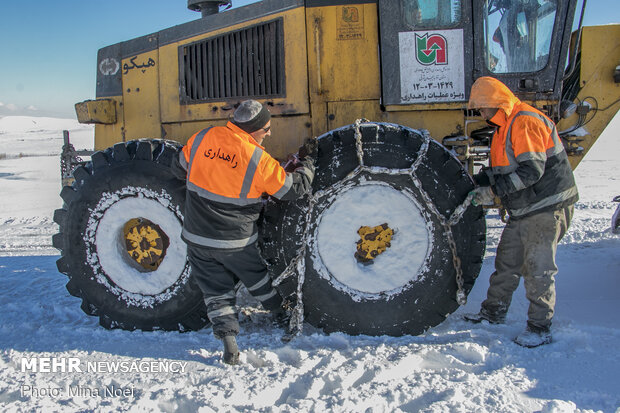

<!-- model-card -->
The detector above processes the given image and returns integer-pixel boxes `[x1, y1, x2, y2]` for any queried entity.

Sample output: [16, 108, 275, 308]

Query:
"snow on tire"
[53, 140, 209, 331]
[260, 122, 486, 336]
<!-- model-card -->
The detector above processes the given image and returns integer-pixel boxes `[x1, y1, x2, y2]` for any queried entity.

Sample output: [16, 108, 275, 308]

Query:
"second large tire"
[260, 122, 486, 336]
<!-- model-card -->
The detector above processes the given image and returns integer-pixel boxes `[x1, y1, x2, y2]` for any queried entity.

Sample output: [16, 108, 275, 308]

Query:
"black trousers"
[187, 243, 282, 339]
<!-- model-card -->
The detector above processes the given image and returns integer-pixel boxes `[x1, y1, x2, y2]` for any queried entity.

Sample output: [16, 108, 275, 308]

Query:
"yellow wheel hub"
[123, 218, 169, 271]
[355, 223, 394, 264]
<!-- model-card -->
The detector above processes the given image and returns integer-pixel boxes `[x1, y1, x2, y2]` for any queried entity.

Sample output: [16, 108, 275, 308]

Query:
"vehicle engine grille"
[180, 18, 285, 102]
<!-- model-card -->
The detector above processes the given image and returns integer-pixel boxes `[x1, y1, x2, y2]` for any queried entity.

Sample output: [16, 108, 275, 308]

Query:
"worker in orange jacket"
[173, 100, 316, 364]
[464, 77, 578, 347]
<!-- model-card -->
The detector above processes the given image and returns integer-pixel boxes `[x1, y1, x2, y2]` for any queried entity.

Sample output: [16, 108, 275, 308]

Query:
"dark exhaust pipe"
[187, 0, 232, 17]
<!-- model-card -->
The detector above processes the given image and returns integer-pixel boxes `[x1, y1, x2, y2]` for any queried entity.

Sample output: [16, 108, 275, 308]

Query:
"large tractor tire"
[260, 122, 486, 336]
[53, 140, 209, 331]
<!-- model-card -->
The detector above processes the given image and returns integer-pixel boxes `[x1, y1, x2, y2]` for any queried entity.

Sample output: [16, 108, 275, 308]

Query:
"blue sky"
[0, 0, 618, 118]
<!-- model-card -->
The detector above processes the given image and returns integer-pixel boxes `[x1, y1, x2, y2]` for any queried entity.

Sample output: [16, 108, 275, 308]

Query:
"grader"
[55, 0, 620, 335]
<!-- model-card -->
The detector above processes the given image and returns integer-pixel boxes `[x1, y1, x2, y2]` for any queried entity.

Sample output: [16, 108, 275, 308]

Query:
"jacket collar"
[226, 121, 265, 149]
[488, 108, 508, 128]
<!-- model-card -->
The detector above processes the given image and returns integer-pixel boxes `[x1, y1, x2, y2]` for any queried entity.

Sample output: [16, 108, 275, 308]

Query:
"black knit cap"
[232, 100, 271, 133]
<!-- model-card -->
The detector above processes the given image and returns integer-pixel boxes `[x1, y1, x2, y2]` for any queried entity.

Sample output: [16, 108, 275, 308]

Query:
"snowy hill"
[0, 116, 619, 412]
[0, 116, 85, 134]
[0, 117, 93, 254]
[0, 116, 92, 158]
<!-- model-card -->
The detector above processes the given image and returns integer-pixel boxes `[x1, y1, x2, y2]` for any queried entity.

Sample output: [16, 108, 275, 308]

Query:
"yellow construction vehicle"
[55, 0, 620, 335]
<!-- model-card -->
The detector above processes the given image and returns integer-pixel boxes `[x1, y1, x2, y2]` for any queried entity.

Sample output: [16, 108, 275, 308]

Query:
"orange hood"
[468, 77, 520, 117]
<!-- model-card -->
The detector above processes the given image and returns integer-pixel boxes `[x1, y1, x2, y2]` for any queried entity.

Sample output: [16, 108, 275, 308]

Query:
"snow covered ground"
[0, 115, 618, 412]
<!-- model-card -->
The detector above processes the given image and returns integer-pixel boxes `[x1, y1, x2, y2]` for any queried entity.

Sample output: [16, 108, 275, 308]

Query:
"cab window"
[484, 0, 557, 73]
[403, 0, 462, 28]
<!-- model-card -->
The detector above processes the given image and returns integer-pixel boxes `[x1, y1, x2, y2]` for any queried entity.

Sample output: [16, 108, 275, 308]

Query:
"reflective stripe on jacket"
[472, 78, 578, 218]
[174, 122, 315, 249]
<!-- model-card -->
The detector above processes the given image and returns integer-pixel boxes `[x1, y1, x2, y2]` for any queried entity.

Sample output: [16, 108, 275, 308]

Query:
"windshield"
[484, 0, 557, 73]
[403, 0, 462, 28]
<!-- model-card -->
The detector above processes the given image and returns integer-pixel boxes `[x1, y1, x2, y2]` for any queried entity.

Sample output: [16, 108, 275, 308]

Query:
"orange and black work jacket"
[471, 78, 578, 218]
[173, 122, 315, 249]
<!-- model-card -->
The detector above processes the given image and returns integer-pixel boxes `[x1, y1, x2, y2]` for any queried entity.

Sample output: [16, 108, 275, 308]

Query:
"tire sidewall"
[303, 170, 455, 336]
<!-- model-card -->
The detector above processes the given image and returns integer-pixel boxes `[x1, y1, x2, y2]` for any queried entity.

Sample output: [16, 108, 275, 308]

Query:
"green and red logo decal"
[415, 33, 448, 65]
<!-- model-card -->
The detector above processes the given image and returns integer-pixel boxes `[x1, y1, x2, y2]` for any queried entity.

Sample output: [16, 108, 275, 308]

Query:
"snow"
[0, 114, 619, 412]
[89, 189, 187, 296]
[0, 116, 92, 246]
[315, 181, 431, 295]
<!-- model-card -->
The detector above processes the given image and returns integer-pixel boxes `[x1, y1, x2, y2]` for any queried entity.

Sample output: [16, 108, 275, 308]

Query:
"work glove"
[469, 186, 495, 207]
[283, 153, 303, 172]
[297, 137, 318, 161]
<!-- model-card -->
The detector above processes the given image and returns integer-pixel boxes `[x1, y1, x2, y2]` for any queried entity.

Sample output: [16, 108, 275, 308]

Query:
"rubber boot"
[514, 326, 552, 348]
[272, 308, 291, 329]
[463, 310, 505, 325]
[221, 335, 239, 365]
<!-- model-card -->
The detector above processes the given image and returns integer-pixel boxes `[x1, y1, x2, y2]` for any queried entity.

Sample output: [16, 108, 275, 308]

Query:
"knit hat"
[232, 100, 271, 133]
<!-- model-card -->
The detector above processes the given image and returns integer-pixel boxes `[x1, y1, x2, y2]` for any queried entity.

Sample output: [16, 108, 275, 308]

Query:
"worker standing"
[464, 77, 578, 348]
[173, 100, 317, 364]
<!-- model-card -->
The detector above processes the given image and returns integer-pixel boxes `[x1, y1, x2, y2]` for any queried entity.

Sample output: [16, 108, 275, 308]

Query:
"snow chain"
[60, 142, 83, 187]
[273, 195, 316, 340]
[274, 120, 474, 339]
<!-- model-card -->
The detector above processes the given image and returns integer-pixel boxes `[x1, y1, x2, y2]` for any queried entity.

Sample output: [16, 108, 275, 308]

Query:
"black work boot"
[273, 308, 297, 342]
[463, 309, 505, 325]
[221, 335, 240, 365]
[272, 308, 291, 329]
[514, 324, 552, 348]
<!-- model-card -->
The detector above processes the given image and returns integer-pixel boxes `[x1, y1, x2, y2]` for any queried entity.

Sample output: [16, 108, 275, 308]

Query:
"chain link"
[449, 192, 475, 226]
[353, 118, 367, 166]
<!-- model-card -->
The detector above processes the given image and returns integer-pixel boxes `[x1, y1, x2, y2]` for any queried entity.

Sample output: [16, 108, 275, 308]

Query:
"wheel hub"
[355, 223, 394, 264]
[123, 218, 170, 271]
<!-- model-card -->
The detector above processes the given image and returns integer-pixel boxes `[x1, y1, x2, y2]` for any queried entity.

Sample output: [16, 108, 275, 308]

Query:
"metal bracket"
[561, 135, 586, 156]
[60, 130, 94, 187]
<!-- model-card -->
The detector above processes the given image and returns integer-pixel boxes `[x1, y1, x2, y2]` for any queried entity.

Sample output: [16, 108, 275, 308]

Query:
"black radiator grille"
[180, 19, 285, 102]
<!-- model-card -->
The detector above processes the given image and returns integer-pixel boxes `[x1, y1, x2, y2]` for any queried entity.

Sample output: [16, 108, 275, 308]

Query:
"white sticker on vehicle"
[399, 29, 465, 104]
